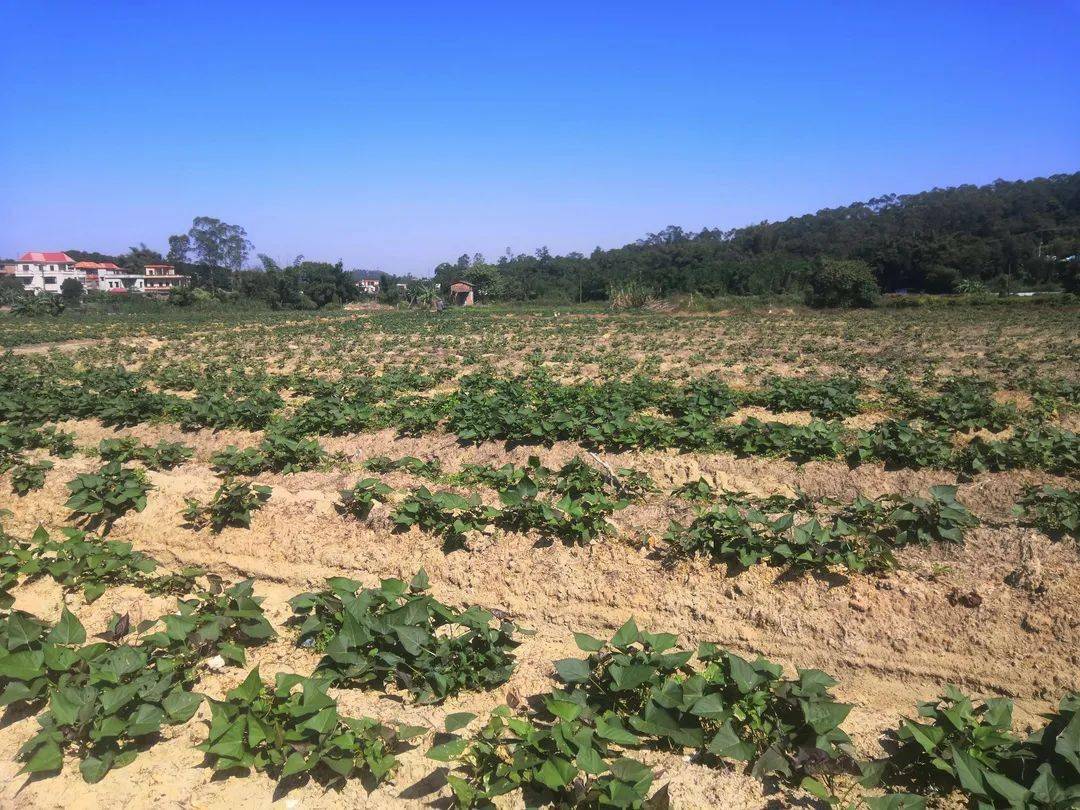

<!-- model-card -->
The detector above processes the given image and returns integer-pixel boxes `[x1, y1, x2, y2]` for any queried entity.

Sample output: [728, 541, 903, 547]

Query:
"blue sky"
[1, 1, 1077, 274]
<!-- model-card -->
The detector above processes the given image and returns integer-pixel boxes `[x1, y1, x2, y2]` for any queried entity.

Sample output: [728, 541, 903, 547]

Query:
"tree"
[805, 257, 880, 308]
[296, 261, 358, 307]
[422, 172, 1080, 300]
[167, 286, 197, 306]
[60, 278, 84, 306]
[0, 275, 24, 305]
[923, 264, 959, 293]
[1061, 259, 1080, 294]
[184, 217, 253, 270]
[121, 243, 164, 271]
[167, 234, 191, 264]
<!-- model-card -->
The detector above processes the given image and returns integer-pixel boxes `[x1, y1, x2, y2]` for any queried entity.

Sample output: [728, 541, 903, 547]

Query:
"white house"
[12, 252, 80, 294]
[141, 264, 190, 297]
[8, 254, 192, 297]
[356, 277, 380, 295]
[74, 261, 145, 293]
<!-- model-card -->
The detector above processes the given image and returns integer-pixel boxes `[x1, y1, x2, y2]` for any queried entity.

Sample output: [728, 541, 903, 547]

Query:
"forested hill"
[434, 172, 1080, 300]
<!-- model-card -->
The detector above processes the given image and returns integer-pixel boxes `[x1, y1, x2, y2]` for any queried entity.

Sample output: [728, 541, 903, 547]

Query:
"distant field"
[0, 304, 1077, 808]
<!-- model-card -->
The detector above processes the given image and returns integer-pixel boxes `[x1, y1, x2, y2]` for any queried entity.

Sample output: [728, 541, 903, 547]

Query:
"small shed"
[449, 280, 475, 306]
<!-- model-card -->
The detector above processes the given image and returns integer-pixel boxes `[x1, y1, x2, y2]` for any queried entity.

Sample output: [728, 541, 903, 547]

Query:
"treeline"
[434, 173, 1080, 301]
[15, 173, 1079, 314]
[52, 218, 363, 311]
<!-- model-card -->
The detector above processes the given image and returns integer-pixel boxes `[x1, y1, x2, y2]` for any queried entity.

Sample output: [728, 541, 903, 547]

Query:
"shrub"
[288, 570, 521, 704]
[861, 687, 1019, 803]
[1013, 485, 1078, 541]
[10, 459, 52, 495]
[552, 619, 855, 783]
[98, 437, 142, 463]
[337, 477, 392, 519]
[141, 579, 276, 670]
[805, 257, 880, 308]
[64, 462, 152, 531]
[391, 487, 496, 549]
[182, 479, 272, 533]
[197, 668, 410, 786]
[609, 279, 659, 310]
[19, 640, 203, 783]
[60, 277, 84, 306]
[850, 420, 954, 469]
[432, 705, 655, 808]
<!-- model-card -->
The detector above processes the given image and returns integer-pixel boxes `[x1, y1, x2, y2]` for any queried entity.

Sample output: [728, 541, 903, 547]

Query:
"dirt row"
[0, 418, 1077, 807]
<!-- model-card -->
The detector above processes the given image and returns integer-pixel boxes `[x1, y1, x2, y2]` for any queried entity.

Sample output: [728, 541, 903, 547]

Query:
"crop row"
[4, 446, 1078, 567]
[0, 540, 1075, 807]
[1, 366, 1077, 473]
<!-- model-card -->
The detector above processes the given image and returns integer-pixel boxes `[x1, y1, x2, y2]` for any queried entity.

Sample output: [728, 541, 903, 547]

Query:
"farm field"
[0, 303, 1077, 809]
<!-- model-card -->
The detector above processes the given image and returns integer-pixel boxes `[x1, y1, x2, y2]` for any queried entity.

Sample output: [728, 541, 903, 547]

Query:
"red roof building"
[449, 280, 476, 306]
[19, 251, 75, 264]
[74, 261, 122, 271]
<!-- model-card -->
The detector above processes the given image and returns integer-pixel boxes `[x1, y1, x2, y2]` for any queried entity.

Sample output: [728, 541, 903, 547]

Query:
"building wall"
[15, 263, 83, 294]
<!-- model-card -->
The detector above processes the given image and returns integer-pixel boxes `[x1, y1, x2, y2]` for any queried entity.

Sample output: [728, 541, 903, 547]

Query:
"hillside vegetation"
[435, 173, 1080, 300]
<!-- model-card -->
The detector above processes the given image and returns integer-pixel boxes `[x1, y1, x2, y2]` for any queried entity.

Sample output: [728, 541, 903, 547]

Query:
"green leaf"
[4, 613, 45, 650]
[949, 745, 987, 796]
[536, 755, 576, 790]
[610, 617, 640, 648]
[983, 771, 1031, 804]
[228, 667, 263, 702]
[750, 745, 791, 778]
[554, 657, 591, 683]
[393, 624, 428, 656]
[576, 745, 608, 775]
[801, 699, 852, 733]
[47, 608, 87, 646]
[545, 698, 582, 723]
[444, 712, 476, 733]
[280, 752, 312, 779]
[573, 632, 606, 652]
[596, 715, 640, 745]
[800, 776, 831, 800]
[446, 774, 476, 805]
[610, 663, 656, 692]
[426, 737, 468, 762]
[22, 740, 63, 774]
[409, 569, 430, 592]
[864, 795, 927, 810]
[163, 689, 203, 723]
[0, 649, 44, 681]
[79, 754, 112, 784]
[127, 703, 165, 737]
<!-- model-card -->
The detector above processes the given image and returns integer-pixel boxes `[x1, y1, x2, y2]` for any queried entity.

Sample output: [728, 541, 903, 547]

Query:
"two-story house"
[12, 252, 80, 294]
[12, 253, 192, 296]
[142, 264, 190, 297]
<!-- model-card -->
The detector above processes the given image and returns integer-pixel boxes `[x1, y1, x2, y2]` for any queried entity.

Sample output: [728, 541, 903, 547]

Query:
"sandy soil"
[0, 306, 1077, 809]
[1, 421, 1077, 809]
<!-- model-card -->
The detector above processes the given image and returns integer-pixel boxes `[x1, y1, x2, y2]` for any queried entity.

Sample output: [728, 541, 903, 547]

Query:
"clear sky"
[1, 1, 1077, 274]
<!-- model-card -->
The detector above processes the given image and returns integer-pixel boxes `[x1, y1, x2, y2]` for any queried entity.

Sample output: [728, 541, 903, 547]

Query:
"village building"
[74, 261, 122, 291]
[449, 280, 476, 306]
[11, 252, 80, 294]
[141, 264, 190, 297]
[356, 277, 380, 295]
[8, 253, 190, 296]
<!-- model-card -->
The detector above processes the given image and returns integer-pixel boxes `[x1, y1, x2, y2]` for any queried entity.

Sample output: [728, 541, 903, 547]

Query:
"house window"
[44, 276, 57, 285]
[16, 276, 32, 284]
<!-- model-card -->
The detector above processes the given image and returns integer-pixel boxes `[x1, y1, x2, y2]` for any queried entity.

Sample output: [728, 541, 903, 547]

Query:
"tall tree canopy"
[431, 173, 1080, 300]
[171, 217, 253, 271]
